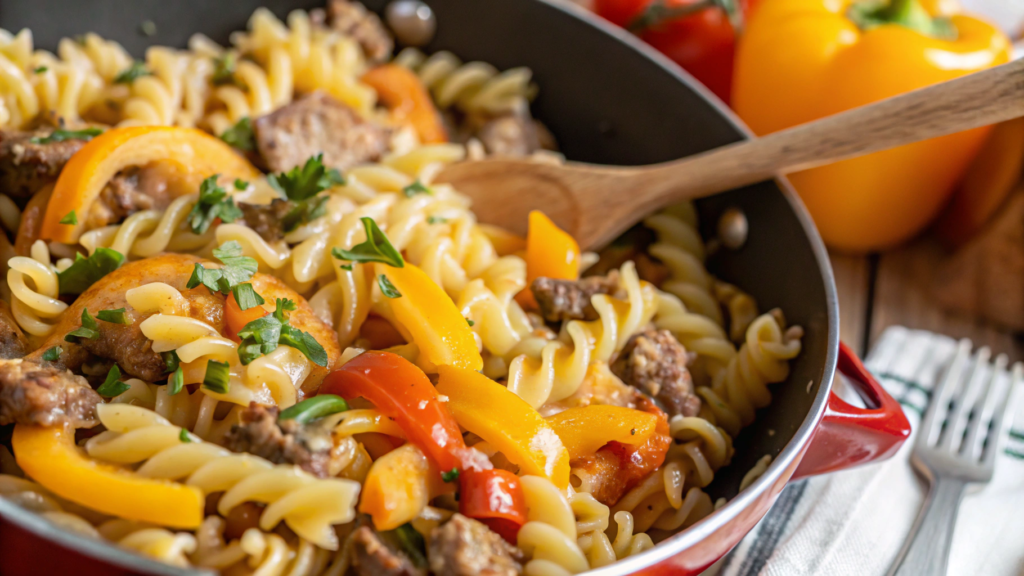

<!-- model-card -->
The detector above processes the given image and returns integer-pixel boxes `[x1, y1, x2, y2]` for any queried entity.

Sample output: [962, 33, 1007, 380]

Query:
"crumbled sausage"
[0, 359, 102, 427]
[0, 130, 88, 198]
[611, 327, 701, 418]
[327, 0, 394, 64]
[531, 270, 622, 323]
[222, 403, 343, 478]
[253, 92, 391, 174]
[351, 526, 426, 576]
[85, 167, 175, 229]
[238, 199, 296, 243]
[477, 109, 541, 158]
[428, 514, 524, 576]
[0, 301, 28, 359]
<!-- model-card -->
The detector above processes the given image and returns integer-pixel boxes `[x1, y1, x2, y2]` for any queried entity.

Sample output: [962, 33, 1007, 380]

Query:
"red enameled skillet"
[0, 0, 911, 574]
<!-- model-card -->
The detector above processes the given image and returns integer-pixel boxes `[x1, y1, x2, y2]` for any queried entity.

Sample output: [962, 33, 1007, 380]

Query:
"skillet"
[0, 0, 911, 574]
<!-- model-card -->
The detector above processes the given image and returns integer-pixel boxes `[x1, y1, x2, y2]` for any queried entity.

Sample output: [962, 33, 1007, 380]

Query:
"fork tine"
[939, 347, 991, 453]
[918, 339, 972, 448]
[963, 353, 1007, 461]
[982, 362, 1023, 468]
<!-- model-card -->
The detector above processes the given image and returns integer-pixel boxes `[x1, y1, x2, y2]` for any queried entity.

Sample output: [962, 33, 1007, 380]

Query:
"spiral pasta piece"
[7, 240, 66, 337]
[394, 47, 535, 115]
[644, 204, 722, 325]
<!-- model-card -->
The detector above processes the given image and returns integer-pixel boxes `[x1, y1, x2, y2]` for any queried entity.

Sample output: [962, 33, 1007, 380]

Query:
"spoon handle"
[648, 57, 1024, 200]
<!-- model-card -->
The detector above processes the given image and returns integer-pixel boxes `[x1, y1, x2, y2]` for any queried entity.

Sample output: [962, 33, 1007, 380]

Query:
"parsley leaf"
[402, 180, 431, 198]
[30, 127, 103, 144]
[179, 428, 192, 443]
[96, 365, 129, 397]
[441, 468, 459, 483]
[331, 217, 404, 268]
[186, 241, 258, 295]
[65, 309, 100, 342]
[168, 366, 184, 395]
[211, 53, 239, 86]
[268, 154, 344, 201]
[427, 215, 447, 225]
[41, 346, 61, 361]
[96, 308, 130, 324]
[237, 298, 327, 367]
[231, 283, 265, 311]
[466, 318, 474, 327]
[378, 274, 401, 298]
[220, 117, 255, 151]
[203, 360, 231, 393]
[59, 210, 77, 225]
[234, 178, 248, 191]
[113, 60, 152, 84]
[187, 175, 243, 234]
[33, 66, 47, 74]
[281, 195, 329, 233]
[57, 247, 125, 295]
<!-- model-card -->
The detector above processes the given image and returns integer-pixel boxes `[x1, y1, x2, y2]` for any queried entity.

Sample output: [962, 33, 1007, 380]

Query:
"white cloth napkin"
[711, 326, 1024, 576]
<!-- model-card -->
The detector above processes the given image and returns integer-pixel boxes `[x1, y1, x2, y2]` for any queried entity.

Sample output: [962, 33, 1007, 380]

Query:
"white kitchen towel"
[713, 326, 1024, 576]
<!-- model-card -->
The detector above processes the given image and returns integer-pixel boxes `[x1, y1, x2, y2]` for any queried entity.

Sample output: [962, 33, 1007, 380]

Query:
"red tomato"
[592, 0, 755, 104]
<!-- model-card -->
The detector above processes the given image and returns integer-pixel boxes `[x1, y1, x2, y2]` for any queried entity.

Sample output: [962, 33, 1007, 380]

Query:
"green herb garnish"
[57, 247, 125, 295]
[96, 308, 130, 324]
[466, 318, 474, 327]
[33, 66, 48, 74]
[402, 180, 431, 198]
[97, 365, 129, 397]
[186, 241, 258, 295]
[339, 263, 353, 271]
[331, 217, 404, 268]
[113, 61, 152, 84]
[426, 215, 447, 225]
[220, 117, 255, 151]
[441, 468, 459, 483]
[59, 210, 77, 225]
[30, 127, 103, 144]
[168, 366, 184, 395]
[378, 274, 401, 298]
[187, 174, 243, 234]
[234, 178, 248, 190]
[41, 346, 61, 361]
[162, 350, 180, 373]
[236, 298, 328, 367]
[178, 428, 192, 443]
[267, 155, 344, 232]
[202, 360, 231, 394]
[278, 395, 349, 424]
[231, 282, 265, 311]
[211, 53, 239, 86]
[64, 309, 100, 342]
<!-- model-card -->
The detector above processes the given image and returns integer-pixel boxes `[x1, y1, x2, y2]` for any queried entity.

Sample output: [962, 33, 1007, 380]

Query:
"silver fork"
[888, 340, 1022, 576]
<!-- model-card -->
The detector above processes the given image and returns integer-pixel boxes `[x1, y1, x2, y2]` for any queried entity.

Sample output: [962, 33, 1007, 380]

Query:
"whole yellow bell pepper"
[436, 366, 571, 488]
[545, 405, 658, 461]
[732, 0, 1011, 252]
[13, 424, 204, 528]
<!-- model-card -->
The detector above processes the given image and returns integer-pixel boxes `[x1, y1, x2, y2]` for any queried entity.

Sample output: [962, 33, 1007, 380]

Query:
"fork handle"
[889, 477, 967, 576]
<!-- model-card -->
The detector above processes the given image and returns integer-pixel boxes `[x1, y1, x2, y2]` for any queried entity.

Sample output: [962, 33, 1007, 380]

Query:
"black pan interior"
[0, 0, 832, 501]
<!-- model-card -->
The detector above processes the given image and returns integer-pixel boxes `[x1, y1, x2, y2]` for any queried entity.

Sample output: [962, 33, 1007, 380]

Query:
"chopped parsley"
[113, 60, 152, 84]
[426, 215, 447, 225]
[377, 274, 401, 298]
[33, 66, 47, 74]
[202, 360, 231, 394]
[59, 210, 77, 225]
[29, 127, 103, 144]
[96, 308, 130, 324]
[41, 346, 61, 361]
[234, 178, 248, 190]
[186, 241, 258, 295]
[211, 53, 240, 86]
[268, 155, 344, 233]
[231, 282, 265, 311]
[187, 175, 243, 234]
[236, 298, 328, 367]
[178, 428, 192, 443]
[466, 318, 474, 327]
[64, 309, 100, 342]
[331, 217, 404, 268]
[57, 247, 125, 295]
[167, 366, 184, 395]
[96, 365, 129, 397]
[220, 117, 255, 151]
[339, 263, 353, 271]
[441, 468, 459, 483]
[402, 180, 431, 198]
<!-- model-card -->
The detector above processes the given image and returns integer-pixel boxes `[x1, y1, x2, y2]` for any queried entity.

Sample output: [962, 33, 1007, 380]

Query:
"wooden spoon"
[437, 58, 1024, 250]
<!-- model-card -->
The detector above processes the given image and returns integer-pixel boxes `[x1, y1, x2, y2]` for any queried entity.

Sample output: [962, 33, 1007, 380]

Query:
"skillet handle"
[792, 342, 911, 480]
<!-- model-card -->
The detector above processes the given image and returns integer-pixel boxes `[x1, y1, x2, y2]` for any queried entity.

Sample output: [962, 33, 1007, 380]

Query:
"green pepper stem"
[847, 0, 958, 40]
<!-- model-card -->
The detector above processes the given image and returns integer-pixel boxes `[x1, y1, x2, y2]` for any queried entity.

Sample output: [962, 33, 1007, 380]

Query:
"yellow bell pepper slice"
[12, 423, 204, 528]
[377, 262, 482, 372]
[359, 443, 437, 530]
[436, 366, 570, 489]
[517, 211, 580, 309]
[545, 405, 658, 461]
[41, 126, 262, 243]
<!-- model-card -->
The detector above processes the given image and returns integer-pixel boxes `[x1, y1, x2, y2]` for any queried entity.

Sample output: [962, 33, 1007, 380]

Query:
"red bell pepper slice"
[458, 469, 527, 544]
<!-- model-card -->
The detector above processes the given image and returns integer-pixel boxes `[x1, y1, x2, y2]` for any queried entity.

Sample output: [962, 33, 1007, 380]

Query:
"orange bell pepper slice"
[436, 365, 570, 488]
[359, 443, 437, 530]
[376, 262, 482, 372]
[12, 423, 204, 528]
[544, 405, 658, 461]
[223, 291, 270, 342]
[40, 126, 261, 243]
[516, 210, 581, 309]
[459, 469, 527, 544]
[361, 65, 448, 144]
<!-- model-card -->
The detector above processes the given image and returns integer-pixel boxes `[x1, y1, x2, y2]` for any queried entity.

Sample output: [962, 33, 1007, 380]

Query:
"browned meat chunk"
[223, 403, 342, 478]
[612, 327, 701, 418]
[239, 199, 296, 242]
[86, 167, 175, 229]
[253, 92, 390, 174]
[0, 130, 87, 198]
[0, 359, 102, 427]
[428, 514, 524, 576]
[531, 270, 622, 323]
[0, 301, 28, 359]
[77, 307, 168, 383]
[327, 0, 394, 64]
[477, 110, 541, 158]
[351, 526, 425, 576]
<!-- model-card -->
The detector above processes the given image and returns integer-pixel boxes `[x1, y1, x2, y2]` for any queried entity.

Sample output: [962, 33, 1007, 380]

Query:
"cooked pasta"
[0, 4, 805, 575]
